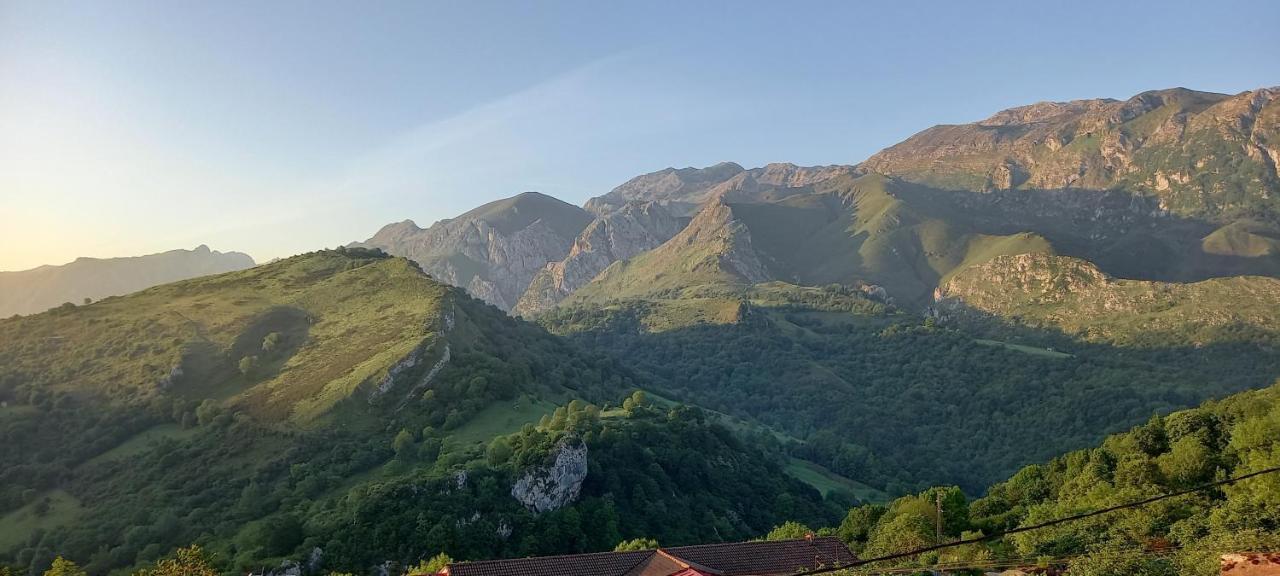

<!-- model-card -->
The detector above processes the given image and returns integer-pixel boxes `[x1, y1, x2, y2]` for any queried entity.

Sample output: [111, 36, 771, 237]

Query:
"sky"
[1, 0, 1277, 271]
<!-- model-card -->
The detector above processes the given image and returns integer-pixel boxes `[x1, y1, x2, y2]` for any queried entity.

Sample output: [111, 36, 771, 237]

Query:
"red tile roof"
[441, 537, 856, 576]
[664, 538, 855, 575]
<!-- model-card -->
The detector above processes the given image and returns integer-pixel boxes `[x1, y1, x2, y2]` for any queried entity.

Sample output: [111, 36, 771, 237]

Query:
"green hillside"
[310, 397, 844, 570]
[0, 249, 657, 574]
[830, 380, 1280, 575]
[0, 248, 452, 425]
[568, 174, 1055, 309]
[542, 291, 1280, 495]
[0, 249, 859, 576]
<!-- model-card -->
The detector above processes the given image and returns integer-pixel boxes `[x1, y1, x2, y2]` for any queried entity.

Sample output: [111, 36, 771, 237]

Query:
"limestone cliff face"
[935, 253, 1280, 346]
[565, 198, 776, 304]
[510, 437, 588, 514]
[584, 162, 856, 217]
[358, 192, 592, 311]
[513, 201, 687, 316]
[584, 162, 746, 216]
[864, 87, 1280, 220]
[363, 165, 858, 314]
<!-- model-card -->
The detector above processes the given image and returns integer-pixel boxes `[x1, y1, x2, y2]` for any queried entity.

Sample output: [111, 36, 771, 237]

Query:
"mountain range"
[0, 246, 254, 318]
[359, 86, 1280, 320]
[4, 85, 1280, 576]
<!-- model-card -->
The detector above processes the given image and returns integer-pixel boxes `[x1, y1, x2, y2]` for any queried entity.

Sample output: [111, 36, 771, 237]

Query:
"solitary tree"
[238, 355, 260, 377]
[393, 428, 416, 460]
[486, 437, 514, 466]
[262, 332, 282, 353]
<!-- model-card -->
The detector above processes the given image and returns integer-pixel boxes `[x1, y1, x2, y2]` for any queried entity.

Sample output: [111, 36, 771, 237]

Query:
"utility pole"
[935, 491, 944, 576]
[935, 491, 943, 543]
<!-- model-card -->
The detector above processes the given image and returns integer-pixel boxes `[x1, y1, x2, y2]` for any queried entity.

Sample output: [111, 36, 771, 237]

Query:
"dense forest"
[10, 379, 1278, 576]
[541, 294, 1280, 494]
[0, 251, 645, 575]
[310, 395, 843, 570]
[0, 391, 845, 575]
[817, 379, 1280, 575]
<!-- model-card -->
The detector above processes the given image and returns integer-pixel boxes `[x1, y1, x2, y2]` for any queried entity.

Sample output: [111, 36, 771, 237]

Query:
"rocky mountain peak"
[862, 86, 1278, 219]
[357, 193, 593, 311]
[584, 162, 747, 215]
[978, 99, 1116, 127]
[513, 201, 687, 317]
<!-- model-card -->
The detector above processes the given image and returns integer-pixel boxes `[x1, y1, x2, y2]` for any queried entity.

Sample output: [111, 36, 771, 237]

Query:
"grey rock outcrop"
[863, 87, 1280, 219]
[510, 437, 588, 513]
[356, 192, 593, 311]
[514, 201, 687, 316]
[584, 162, 746, 216]
[583, 162, 856, 217]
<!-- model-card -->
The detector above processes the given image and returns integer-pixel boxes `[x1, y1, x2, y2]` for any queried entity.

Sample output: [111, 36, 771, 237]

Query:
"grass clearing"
[975, 339, 1073, 359]
[785, 458, 889, 503]
[0, 404, 37, 420]
[445, 394, 560, 448]
[0, 490, 82, 552]
[82, 424, 199, 467]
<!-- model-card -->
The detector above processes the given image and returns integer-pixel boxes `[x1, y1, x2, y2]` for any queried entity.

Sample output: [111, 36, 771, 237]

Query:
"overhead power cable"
[794, 464, 1280, 575]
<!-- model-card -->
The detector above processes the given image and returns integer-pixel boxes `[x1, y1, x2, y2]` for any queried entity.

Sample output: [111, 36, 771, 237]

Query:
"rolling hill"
[0, 248, 847, 575]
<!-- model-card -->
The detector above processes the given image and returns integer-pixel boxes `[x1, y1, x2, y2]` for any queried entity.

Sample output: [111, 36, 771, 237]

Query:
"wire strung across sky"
[794, 464, 1280, 575]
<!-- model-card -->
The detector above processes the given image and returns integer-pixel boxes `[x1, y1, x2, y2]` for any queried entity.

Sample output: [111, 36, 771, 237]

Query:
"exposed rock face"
[695, 203, 773, 285]
[510, 437, 588, 513]
[369, 306, 454, 406]
[565, 198, 777, 305]
[935, 253, 1280, 345]
[513, 201, 687, 316]
[584, 162, 857, 217]
[0, 245, 255, 317]
[864, 87, 1280, 220]
[584, 161, 746, 216]
[357, 192, 593, 311]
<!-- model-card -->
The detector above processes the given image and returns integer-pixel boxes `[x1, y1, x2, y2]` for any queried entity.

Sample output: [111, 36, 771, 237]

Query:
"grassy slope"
[0, 491, 82, 552]
[0, 250, 448, 426]
[615, 389, 888, 503]
[785, 458, 889, 503]
[80, 424, 199, 467]
[443, 394, 561, 449]
[0, 250, 458, 557]
[0, 248, 666, 572]
[566, 174, 1055, 313]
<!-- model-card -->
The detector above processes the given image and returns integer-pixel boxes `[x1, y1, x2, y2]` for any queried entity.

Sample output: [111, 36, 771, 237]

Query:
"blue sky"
[1, 0, 1277, 270]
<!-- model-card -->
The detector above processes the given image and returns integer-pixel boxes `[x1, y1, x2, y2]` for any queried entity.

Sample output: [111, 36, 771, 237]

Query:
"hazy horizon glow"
[2, 0, 1277, 271]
